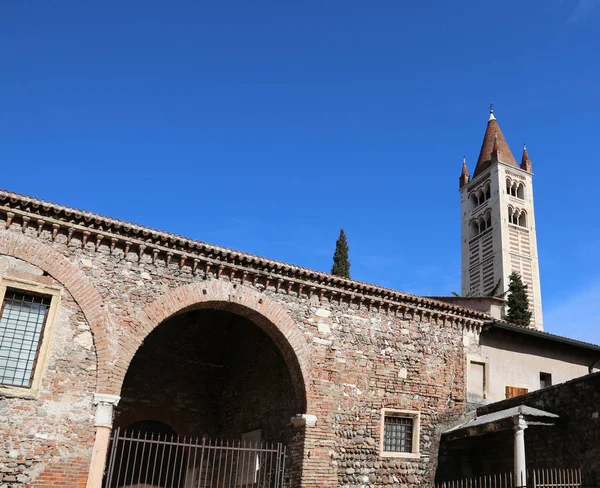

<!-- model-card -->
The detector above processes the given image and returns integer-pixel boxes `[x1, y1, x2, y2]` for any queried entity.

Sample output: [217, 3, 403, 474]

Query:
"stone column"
[513, 414, 528, 487]
[86, 393, 120, 488]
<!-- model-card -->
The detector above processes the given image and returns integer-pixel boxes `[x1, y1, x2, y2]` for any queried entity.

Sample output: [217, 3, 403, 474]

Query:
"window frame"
[0, 275, 61, 399]
[466, 356, 489, 403]
[379, 409, 420, 459]
[539, 372, 552, 389]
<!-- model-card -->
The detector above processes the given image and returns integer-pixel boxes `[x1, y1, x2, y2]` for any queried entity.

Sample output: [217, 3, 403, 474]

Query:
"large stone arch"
[0, 229, 108, 390]
[110, 279, 311, 412]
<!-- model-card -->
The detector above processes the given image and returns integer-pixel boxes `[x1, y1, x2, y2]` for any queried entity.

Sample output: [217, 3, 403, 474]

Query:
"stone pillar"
[86, 393, 120, 488]
[513, 414, 528, 487]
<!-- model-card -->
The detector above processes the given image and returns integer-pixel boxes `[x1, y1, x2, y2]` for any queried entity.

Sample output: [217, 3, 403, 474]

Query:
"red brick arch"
[0, 230, 109, 390]
[112, 280, 311, 412]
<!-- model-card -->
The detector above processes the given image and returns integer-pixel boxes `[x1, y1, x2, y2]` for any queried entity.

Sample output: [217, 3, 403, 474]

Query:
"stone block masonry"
[437, 373, 600, 486]
[0, 191, 488, 487]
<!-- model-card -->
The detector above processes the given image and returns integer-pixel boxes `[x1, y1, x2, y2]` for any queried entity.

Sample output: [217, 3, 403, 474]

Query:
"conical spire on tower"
[473, 109, 518, 178]
[520, 144, 532, 172]
[459, 157, 470, 189]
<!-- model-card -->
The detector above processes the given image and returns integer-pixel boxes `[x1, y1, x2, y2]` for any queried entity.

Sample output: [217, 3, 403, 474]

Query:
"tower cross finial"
[488, 101, 496, 121]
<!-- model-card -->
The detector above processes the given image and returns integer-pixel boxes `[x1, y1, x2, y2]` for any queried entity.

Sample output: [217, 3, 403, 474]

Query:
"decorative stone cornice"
[0, 190, 490, 329]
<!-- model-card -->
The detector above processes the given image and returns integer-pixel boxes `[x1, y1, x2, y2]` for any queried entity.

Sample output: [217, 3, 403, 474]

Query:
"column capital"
[513, 414, 528, 432]
[93, 393, 120, 427]
[93, 393, 120, 406]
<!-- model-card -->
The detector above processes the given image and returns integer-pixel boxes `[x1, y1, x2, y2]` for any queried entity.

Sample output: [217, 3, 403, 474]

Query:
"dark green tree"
[331, 229, 350, 278]
[505, 272, 532, 326]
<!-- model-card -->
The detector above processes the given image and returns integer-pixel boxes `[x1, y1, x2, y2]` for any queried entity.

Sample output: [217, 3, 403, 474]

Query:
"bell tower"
[459, 109, 543, 330]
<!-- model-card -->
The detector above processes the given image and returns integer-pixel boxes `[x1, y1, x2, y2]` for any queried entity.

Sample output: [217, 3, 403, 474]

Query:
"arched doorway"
[105, 306, 306, 487]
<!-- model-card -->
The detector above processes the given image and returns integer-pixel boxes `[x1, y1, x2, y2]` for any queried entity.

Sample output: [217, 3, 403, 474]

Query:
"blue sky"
[1, 1, 598, 342]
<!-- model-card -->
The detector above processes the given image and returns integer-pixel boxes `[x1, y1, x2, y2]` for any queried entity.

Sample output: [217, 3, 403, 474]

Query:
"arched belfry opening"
[105, 304, 306, 488]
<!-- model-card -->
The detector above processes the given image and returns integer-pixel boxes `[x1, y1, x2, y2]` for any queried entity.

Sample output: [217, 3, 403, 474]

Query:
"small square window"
[539, 372, 552, 389]
[380, 409, 420, 458]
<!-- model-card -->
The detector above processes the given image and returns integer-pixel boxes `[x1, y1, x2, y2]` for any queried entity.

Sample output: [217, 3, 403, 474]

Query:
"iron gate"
[435, 468, 583, 488]
[104, 428, 287, 488]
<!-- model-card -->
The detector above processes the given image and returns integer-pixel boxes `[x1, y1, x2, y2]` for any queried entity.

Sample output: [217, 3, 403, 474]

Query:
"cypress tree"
[505, 272, 532, 326]
[331, 229, 351, 278]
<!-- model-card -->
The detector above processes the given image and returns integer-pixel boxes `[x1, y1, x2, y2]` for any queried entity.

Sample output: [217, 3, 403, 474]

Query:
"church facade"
[459, 109, 543, 329]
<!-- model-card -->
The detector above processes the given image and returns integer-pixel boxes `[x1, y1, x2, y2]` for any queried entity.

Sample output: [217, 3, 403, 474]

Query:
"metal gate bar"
[436, 468, 582, 488]
[104, 427, 287, 488]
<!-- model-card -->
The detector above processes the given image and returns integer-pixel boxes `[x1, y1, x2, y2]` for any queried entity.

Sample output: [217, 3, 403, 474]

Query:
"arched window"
[470, 211, 493, 238]
[518, 211, 527, 227]
[470, 181, 492, 209]
[517, 183, 525, 200]
[506, 178, 511, 195]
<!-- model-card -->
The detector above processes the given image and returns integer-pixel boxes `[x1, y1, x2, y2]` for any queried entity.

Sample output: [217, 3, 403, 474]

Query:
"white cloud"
[544, 282, 600, 344]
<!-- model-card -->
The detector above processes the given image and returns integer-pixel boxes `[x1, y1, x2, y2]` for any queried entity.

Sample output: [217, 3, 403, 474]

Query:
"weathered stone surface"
[0, 200, 483, 488]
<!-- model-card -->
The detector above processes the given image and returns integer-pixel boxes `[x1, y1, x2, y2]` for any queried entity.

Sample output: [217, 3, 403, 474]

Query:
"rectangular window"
[0, 290, 51, 388]
[383, 416, 413, 453]
[539, 372, 552, 389]
[380, 409, 420, 458]
[505, 386, 529, 399]
[467, 361, 486, 401]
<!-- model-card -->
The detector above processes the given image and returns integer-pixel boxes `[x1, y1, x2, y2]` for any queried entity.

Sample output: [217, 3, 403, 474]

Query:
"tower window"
[470, 211, 492, 238]
[508, 207, 527, 227]
[469, 181, 491, 209]
[518, 211, 527, 227]
[506, 177, 525, 200]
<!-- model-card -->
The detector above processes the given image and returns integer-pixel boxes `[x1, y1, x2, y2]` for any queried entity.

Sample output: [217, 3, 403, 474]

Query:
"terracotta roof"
[461, 157, 469, 177]
[485, 321, 600, 352]
[473, 110, 518, 178]
[520, 144, 532, 172]
[459, 157, 470, 189]
[0, 189, 493, 325]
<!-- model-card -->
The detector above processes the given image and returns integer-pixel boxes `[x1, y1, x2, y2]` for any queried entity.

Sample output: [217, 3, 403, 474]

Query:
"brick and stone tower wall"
[459, 110, 543, 330]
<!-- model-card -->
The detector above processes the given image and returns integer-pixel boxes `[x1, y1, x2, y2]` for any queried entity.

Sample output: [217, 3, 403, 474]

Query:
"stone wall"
[438, 373, 600, 486]
[0, 200, 482, 487]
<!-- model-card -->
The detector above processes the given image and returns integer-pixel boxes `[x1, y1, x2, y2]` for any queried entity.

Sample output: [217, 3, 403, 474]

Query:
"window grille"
[383, 416, 413, 453]
[0, 290, 51, 388]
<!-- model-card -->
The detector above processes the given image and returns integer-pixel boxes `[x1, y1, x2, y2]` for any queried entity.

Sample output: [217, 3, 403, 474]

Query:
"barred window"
[0, 290, 51, 388]
[383, 416, 413, 453]
[380, 409, 420, 457]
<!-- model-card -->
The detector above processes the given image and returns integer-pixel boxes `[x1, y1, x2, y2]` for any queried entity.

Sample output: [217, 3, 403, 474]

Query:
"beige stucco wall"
[465, 328, 599, 404]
